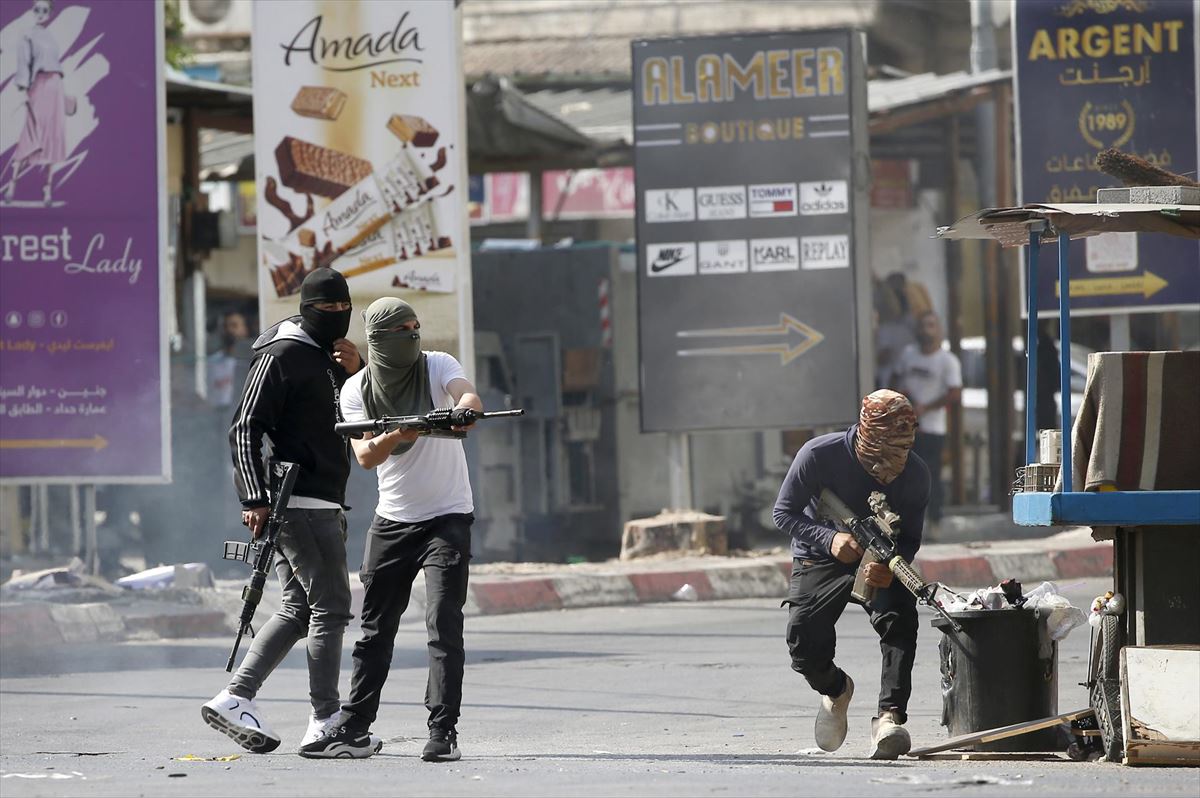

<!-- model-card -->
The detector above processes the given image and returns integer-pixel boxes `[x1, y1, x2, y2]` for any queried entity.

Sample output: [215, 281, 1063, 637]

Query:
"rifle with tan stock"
[816, 488, 962, 633]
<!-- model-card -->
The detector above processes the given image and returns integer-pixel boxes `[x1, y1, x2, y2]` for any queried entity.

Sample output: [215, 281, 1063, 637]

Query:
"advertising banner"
[1014, 0, 1200, 316]
[633, 30, 870, 433]
[0, 0, 168, 483]
[251, 0, 471, 357]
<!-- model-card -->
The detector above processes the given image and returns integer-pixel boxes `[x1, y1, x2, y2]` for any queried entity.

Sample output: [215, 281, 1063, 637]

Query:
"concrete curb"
[0, 542, 1115, 648]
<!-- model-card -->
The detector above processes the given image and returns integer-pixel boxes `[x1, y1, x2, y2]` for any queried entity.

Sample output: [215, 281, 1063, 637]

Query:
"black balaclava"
[298, 268, 351, 349]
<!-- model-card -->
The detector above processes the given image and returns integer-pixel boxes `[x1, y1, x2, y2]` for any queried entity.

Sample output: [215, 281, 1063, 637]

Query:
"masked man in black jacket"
[202, 268, 368, 756]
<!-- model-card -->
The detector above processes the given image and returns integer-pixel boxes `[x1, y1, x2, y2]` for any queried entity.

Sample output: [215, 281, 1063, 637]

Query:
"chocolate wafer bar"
[275, 137, 372, 199]
[291, 86, 347, 121]
[309, 174, 391, 257]
[387, 114, 439, 147]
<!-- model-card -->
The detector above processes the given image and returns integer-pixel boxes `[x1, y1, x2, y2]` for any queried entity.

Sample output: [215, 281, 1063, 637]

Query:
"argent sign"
[633, 30, 870, 432]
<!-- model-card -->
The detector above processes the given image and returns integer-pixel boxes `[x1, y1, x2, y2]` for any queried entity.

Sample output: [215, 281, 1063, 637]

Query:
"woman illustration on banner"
[3, 0, 70, 206]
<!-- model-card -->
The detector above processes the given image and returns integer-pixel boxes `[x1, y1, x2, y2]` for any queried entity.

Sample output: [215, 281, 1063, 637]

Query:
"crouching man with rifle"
[773, 390, 930, 760]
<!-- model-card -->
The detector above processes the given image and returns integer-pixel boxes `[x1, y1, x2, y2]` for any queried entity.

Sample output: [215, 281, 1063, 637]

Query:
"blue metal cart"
[934, 202, 1200, 528]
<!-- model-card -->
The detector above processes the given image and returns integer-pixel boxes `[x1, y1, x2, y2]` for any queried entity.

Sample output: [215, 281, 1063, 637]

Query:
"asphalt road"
[1, 578, 1195, 797]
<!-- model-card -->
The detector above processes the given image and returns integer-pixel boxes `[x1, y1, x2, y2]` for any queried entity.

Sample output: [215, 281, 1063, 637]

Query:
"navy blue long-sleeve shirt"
[773, 425, 931, 563]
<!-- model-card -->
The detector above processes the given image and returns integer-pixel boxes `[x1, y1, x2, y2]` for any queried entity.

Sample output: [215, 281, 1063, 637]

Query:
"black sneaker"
[421, 726, 461, 762]
[298, 725, 378, 759]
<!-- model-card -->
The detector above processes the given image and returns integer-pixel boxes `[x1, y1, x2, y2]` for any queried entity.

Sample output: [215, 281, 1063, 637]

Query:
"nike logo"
[650, 248, 688, 272]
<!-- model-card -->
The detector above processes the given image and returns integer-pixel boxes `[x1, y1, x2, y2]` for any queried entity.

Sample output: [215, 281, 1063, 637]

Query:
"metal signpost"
[1013, 0, 1200, 317]
[632, 30, 871, 435]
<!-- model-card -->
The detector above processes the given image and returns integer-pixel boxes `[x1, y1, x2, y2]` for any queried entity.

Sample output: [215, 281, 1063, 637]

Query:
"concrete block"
[1051, 545, 1113, 578]
[984, 551, 1058, 584]
[0, 603, 62, 648]
[627, 570, 713, 602]
[620, 511, 727, 560]
[471, 579, 563, 615]
[552, 574, 639, 609]
[48, 603, 124, 643]
[704, 564, 788, 600]
[915, 556, 995, 588]
[1096, 186, 1199, 205]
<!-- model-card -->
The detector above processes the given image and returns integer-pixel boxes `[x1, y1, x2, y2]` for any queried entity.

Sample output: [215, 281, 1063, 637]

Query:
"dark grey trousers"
[342, 512, 472, 733]
[227, 508, 352, 720]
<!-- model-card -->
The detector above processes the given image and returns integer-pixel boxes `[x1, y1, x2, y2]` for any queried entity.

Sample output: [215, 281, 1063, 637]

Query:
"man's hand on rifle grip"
[449, 406, 477, 430]
[864, 561, 894, 588]
[830, 531, 864, 564]
[242, 506, 269, 539]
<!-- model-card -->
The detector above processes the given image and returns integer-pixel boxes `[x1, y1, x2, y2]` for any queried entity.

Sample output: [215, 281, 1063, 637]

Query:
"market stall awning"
[935, 203, 1200, 247]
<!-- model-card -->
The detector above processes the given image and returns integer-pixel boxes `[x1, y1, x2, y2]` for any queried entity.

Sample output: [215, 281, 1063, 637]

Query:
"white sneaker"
[201, 689, 282, 753]
[814, 673, 854, 752]
[300, 713, 341, 748]
[870, 710, 912, 759]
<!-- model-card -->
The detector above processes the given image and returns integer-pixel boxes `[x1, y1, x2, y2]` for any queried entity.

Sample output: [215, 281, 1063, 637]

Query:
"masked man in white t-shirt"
[300, 297, 482, 763]
[892, 310, 962, 525]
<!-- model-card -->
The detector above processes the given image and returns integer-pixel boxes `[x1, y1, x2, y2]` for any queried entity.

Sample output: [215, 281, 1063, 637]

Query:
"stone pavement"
[0, 527, 1111, 651]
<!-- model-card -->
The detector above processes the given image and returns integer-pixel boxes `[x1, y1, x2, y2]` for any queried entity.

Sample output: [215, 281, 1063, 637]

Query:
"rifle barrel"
[334, 419, 385, 435]
[226, 626, 245, 672]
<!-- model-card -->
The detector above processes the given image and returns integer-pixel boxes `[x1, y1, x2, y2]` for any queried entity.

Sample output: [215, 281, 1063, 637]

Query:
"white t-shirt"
[340, 351, 474, 523]
[895, 344, 963, 435]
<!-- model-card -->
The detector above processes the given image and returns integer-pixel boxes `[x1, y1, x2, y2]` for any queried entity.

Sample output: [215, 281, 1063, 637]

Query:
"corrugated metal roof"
[521, 68, 1012, 146]
[522, 87, 637, 145]
[868, 68, 1011, 114]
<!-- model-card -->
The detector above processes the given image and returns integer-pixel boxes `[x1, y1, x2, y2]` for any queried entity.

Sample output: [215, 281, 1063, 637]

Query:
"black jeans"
[912, 432, 946, 522]
[784, 557, 918, 723]
[342, 512, 472, 732]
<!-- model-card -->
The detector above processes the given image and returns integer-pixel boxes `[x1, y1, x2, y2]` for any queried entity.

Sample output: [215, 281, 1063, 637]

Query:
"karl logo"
[749, 237, 800, 272]
[647, 242, 696, 276]
[645, 188, 696, 223]
[799, 180, 848, 215]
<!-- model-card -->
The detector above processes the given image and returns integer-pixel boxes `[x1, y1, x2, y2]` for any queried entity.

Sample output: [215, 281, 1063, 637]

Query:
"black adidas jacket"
[229, 317, 353, 509]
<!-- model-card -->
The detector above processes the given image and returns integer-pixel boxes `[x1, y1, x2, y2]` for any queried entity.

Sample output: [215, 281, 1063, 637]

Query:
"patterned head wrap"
[854, 389, 917, 485]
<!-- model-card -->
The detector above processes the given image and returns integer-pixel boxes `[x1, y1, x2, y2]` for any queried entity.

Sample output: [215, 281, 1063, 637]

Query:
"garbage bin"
[934, 608, 1059, 751]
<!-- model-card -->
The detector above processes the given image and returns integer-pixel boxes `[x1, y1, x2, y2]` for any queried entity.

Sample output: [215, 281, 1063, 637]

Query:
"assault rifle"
[221, 460, 299, 672]
[816, 488, 963, 633]
[334, 408, 525, 439]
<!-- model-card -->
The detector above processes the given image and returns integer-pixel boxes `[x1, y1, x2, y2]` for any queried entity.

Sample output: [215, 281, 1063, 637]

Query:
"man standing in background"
[892, 310, 962, 529]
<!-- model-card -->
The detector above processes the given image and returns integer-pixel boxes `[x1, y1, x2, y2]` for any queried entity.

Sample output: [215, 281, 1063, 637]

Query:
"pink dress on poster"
[4, 0, 67, 204]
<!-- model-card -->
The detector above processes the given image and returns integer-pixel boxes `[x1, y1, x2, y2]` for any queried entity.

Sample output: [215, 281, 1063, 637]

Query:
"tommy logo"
[748, 183, 797, 218]
[647, 242, 696, 276]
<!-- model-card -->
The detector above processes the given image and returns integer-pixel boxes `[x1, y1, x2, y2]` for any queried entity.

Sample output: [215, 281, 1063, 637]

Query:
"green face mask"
[368, 327, 422, 370]
[360, 298, 431, 454]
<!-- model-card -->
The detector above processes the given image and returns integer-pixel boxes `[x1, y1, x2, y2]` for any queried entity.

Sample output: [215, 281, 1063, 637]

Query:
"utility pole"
[972, 0, 1016, 508]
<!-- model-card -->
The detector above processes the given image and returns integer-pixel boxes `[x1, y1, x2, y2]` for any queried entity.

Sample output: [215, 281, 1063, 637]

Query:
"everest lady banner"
[251, 0, 471, 359]
[0, 0, 168, 483]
